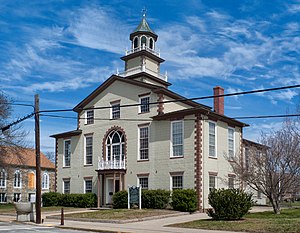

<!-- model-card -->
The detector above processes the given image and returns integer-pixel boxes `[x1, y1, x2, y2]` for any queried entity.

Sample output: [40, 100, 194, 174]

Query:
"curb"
[57, 225, 131, 233]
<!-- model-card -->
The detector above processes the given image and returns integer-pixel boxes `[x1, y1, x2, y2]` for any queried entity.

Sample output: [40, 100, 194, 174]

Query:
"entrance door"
[105, 178, 120, 204]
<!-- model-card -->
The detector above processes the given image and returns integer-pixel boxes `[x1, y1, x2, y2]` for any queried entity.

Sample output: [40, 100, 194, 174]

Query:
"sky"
[0, 0, 299, 153]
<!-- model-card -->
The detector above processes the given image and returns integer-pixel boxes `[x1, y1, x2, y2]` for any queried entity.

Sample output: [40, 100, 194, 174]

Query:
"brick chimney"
[213, 86, 224, 115]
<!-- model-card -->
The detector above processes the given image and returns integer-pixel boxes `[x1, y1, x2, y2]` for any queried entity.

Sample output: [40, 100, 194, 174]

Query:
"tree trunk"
[270, 198, 281, 214]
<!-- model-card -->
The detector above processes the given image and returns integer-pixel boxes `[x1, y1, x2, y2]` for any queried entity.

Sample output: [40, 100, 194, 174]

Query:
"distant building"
[51, 15, 265, 210]
[0, 147, 55, 203]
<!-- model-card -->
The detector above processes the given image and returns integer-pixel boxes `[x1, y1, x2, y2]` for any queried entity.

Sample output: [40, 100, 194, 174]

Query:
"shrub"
[42, 192, 62, 207]
[142, 189, 171, 209]
[42, 192, 97, 208]
[207, 189, 254, 220]
[113, 190, 128, 209]
[171, 189, 198, 213]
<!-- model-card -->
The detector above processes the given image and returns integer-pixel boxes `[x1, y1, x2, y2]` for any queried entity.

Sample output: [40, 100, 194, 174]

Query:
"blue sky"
[1, 0, 299, 153]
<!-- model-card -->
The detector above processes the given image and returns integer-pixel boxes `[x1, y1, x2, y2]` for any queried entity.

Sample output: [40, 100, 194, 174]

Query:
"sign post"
[128, 185, 141, 209]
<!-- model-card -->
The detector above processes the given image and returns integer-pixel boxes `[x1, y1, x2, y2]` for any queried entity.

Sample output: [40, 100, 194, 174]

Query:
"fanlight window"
[106, 130, 125, 161]
[133, 37, 139, 49]
[141, 36, 147, 47]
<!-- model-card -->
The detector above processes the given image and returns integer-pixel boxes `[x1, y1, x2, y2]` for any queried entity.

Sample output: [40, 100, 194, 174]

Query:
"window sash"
[64, 181, 70, 194]
[0, 170, 6, 188]
[139, 177, 149, 190]
[228, 128, 234, 159]
[86, 110, 94, 124]
[139, 127, 149, 160]
[85, 180, 92, 193]
[0, 193, 6, 203]
[172, 175, 183, 190]
[111, 103, 120, 119]
[171, 121, 183, 157]
[228, 177, 234, 189]
[209, 175, 216, 192]
[42, 173, 49, 189]
[209, 122, 216, 157]
[14, 171, 21, 188]
[85, 136, 93, 165]
[64, 140, 71, 167]
[140, 96, 150, 113]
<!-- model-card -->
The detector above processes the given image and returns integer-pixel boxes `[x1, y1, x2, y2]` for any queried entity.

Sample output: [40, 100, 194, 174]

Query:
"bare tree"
[231, 121, 300, 214]
[0, 92, 28, 166]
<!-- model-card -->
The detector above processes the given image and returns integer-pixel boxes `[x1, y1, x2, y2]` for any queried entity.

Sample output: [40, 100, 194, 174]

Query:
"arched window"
[28, 171, 35, 189]
[14, 170, 21, 188]
[42, 172, 49, 189]
[133, 37, 139, 49]
[149, 38, 154, 49]
[106, 130, 125, 161]
[0, 169, 6, 188]
[141, 36, 147, 48]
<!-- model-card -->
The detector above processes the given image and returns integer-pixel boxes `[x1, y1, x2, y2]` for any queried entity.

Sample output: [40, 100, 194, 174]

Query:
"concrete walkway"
[0, 206, 273, 233]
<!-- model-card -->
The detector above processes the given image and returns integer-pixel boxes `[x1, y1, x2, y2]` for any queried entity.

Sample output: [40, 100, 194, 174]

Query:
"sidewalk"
[1, 206, 273, 233]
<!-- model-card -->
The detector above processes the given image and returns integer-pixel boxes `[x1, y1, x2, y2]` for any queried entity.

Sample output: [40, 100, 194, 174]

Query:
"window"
[139, 96, 150, 113]
[0, 169, 6, 188]
[86, 110, 94, 125]
[149, 38, 154, 49]
[171, 121, 184, 157]
[133, 37, 139, 49]
[209, 122, 216, 157]
[63, 180, 70, 194]
[111, 102, 120, 119]
[13, 193, 21, 202]
[228, 128, 234, 160]
[139, 126, 149, 160]
[228, 177, 234, 189]
[138, 177, 149, 190]
[245, 147, 250, 170]
[85, 179, 92, 193]
[0, 193, 6, 203]
[42, 172, 49, 189]
[171, 175, 183, 190]
[257, 190, 262, 199]
[28, 172, 35, 189]
[209, 175, 216, 193]
[141, 36, 147, 47]
[106, 130, 125, 161]
[64, 140, 71, 167]
[85, 135, 93, 165]
[14, 170, 21, 188]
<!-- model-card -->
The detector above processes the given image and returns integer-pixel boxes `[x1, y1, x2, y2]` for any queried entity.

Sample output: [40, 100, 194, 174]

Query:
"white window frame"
[208, 121, 217, 158]
[63, 139, 71, 167]
[0, 169, 6, 188]
[138, 176, 149, 190]
[209, 174, 217, 193]
[228, 127, 235, 160]
[84, 135, 93, 165]
[85, 109, 94, 125]
[42, 172, 49, 190]
[228, 176, 235, 189]
[170, 174, 183, 191]
[139, 96, 150, 113]
[170, 120, 184, 157]
[13, 193, 21, 202]
[63, 179, 70, 194]
[111, 101, 121, 119]
[0, 193, 7, 203]
[138, 125, 149, 160]
[13, 170, 22, 188]
[84, 179, 93, 193]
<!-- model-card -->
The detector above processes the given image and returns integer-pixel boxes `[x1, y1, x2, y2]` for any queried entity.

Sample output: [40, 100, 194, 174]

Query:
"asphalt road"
[0, 221, 104, 233]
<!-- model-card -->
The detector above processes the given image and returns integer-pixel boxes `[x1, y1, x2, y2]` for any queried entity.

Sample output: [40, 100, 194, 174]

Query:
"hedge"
[171, 189, 198, 213]
[42, 192, 97, 208]
[207, 189, 254, 220]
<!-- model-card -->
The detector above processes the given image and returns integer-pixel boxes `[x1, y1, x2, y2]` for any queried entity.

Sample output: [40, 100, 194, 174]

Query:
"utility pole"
[35, 94, 41, 224]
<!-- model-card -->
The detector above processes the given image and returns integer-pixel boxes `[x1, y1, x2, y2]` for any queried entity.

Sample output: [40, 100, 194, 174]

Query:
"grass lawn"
[65, 209, 179, 220]
[170, 208, 300, 233]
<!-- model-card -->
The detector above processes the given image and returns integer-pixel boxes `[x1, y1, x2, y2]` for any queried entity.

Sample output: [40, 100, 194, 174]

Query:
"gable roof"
[152, 107, 248, 127]
[0, 147, 55, 169]
[73, 75, 209, 112]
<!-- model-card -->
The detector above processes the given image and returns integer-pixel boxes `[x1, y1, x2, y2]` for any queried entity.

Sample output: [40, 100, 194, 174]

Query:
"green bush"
[171, 189, 198, 213]
[207, 189, 254, 220]
[112, 190, 128, 209]
[42, 192, 62, 207]
[42, 192, 97, 208]
[142, 189, 171, 209]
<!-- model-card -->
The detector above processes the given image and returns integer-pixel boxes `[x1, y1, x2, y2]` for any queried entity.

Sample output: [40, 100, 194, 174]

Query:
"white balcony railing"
[125, 45, 160, 57]
[98, 159, 126, 170]
[118, 66, 168, 82]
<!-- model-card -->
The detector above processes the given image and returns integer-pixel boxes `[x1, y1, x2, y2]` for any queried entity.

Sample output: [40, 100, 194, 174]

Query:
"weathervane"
[142, 7, 147, 18]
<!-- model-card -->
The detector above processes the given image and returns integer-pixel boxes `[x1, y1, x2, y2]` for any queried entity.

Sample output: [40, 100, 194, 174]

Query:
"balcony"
[98, 159, 126, 170]
[125, 45, 160, 57]
[118, 66, 168, 82]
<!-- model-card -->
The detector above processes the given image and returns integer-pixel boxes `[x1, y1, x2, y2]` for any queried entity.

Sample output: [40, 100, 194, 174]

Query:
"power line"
[39, 84, 300, 113]
[1, 112, 35, 132]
